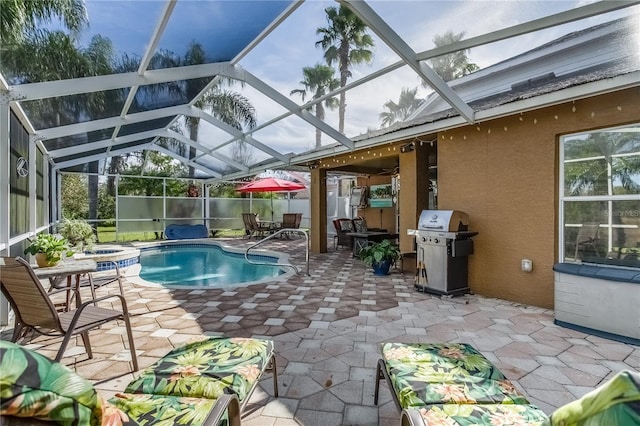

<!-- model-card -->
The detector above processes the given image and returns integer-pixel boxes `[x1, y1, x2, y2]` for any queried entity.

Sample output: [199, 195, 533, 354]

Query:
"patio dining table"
[347, 232, 399, 257]
[33, 259, 98, 311]
[258, 220, 281, 234]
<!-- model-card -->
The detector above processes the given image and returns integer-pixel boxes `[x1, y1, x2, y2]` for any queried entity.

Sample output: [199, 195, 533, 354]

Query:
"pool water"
[139, 244, 283, 288]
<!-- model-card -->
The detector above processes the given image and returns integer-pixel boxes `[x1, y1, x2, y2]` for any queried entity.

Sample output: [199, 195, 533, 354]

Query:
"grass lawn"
[96, 226, 243, 243]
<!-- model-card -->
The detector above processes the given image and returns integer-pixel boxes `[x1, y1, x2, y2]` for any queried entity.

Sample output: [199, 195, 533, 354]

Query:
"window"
[560, 124, 640, 268]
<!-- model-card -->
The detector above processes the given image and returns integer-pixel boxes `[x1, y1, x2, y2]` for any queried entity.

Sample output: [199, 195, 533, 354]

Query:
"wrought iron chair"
[0, 257, 138, 370]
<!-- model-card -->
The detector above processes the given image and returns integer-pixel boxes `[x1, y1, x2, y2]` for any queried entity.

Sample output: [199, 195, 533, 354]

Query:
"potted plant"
[24, 234, 74, 267]
[358, 239, 401, 276]
[58, 219, 96, 252]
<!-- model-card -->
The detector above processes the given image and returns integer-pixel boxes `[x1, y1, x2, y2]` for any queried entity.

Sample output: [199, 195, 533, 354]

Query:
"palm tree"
[426, 30, 479, 83]
[0, 0, 87, 47]
[379, 87, 422, 127]
[3, 30, 117, 226]
[291, 64, 340, 148]
[316, 5, 374, 134]
[149, 42, 257, 177]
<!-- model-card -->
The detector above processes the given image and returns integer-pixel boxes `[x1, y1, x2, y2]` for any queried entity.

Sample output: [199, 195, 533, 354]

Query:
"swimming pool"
[133, 243, 289, 289]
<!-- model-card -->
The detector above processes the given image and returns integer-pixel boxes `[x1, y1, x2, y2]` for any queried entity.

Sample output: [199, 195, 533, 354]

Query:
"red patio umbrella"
[237, 178, 306, 221]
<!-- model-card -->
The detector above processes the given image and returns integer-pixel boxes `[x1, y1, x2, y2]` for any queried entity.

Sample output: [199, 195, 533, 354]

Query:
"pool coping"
[125, 239, 298, 289]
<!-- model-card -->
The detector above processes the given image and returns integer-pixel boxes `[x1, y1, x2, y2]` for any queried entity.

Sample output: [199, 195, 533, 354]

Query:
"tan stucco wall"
[438, 87, 640, 309]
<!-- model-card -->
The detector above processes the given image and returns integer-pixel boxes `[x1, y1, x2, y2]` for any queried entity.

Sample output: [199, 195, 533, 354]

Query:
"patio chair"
[332, 218, 354, 250]
[0, 257, 138, 371]
[242, 212, 270, 239]
[280, 213, 302, 238]
[574, 222, 601, 259]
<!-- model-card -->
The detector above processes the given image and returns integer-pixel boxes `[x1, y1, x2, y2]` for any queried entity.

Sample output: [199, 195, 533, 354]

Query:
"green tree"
[426, 30, 479, 83]
[291, 64, 339, 148]
[149, 43, 257, 177]
[61, 174, 88, 219]
[379, 87, 421, 127]
[0, 0, 87, 47]
[3, 30, 118, 226]
[316, 5, 374, 134]
[97, 184, 115, 225]
[118, 151, 188, 196]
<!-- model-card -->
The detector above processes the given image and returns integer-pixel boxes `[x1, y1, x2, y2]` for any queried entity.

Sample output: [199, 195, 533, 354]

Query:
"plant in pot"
[24, 234, 74, 268]
[58, 219, 96, 252]
[358, 239, 401, 276]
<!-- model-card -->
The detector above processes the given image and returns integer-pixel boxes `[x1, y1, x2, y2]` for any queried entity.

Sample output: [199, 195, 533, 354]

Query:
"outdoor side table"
[33, 259, 98, 311]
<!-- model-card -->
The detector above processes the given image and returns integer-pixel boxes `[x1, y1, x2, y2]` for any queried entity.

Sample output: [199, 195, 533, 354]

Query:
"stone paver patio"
[3, 237, 639, 425]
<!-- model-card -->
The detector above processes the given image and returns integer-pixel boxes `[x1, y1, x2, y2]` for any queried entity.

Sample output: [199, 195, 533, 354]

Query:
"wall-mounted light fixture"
[400, 141, 415, 153]
[307, 161, 319, 170]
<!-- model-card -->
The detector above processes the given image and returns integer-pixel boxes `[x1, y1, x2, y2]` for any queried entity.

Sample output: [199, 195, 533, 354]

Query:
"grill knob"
[434, 238, 439, 244]
[422, 237, 427, 242]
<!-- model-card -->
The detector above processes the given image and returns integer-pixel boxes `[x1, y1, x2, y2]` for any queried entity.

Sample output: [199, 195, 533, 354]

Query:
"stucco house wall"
[437, 87, 639, 309]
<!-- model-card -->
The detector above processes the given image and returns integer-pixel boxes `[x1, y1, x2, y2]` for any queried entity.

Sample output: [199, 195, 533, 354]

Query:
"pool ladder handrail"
[244, 228, 310, 276]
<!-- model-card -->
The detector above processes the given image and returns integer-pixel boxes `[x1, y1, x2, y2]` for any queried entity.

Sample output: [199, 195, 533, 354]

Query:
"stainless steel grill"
[408, 210, 478, 296]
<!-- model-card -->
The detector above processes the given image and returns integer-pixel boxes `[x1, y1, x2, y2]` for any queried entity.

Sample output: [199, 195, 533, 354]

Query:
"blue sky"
[70, 1, 639, 165]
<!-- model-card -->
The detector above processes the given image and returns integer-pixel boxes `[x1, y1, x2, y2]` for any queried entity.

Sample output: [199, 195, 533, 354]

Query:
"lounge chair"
[0, 257, 138, 371]
[375, 342, 533, 410]
[0, 340, 242, 426]
[400, 369, 640, 425]
[1, 336, 278, 425]
[376, 342, 640, 425]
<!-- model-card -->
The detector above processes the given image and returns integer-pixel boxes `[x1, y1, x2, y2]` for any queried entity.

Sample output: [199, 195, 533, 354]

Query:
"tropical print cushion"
[0, 340, 104, 425]
[548, 370, 640, 426]
[339, 220, 354, 232]
[108, 393, 220, 426]
[124, 337, 274, 402]
[411, 404, 549, 426]
[381, 342, 530, 408]
[353, 219, 368, 233]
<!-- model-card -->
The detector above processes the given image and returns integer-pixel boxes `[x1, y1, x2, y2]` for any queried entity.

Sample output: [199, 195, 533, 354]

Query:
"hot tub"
[73, 245, 140, 271]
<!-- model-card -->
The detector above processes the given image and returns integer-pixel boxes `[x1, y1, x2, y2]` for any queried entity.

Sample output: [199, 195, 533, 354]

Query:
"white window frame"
[559, 123, 640, 266]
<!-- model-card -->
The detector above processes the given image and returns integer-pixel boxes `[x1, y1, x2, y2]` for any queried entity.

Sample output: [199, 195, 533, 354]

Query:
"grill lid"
[418, 210, 469, 232]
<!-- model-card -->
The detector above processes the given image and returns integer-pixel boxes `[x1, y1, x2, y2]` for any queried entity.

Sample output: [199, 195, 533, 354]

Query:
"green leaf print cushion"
[548, 370, 640, 426]
[0, 340, 104, 425]
[124, 337, 274, 402]
[381, 342, 531, 408]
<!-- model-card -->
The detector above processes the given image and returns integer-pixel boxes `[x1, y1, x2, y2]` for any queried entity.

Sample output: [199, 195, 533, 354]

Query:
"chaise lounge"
[375, 342, 640, 425]
[1, 336, 278, 425]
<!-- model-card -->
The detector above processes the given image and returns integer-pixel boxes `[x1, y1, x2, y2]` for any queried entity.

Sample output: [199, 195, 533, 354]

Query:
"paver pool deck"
[4, 237, 639, 425]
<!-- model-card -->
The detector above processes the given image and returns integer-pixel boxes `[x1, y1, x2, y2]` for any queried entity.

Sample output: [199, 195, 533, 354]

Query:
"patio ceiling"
[1, 0, 639, 181]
